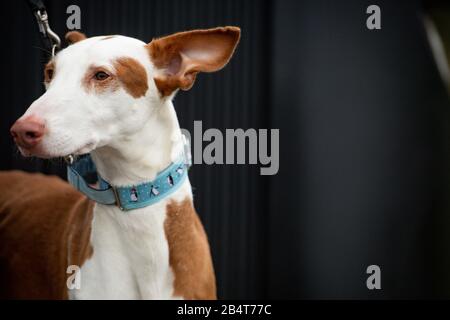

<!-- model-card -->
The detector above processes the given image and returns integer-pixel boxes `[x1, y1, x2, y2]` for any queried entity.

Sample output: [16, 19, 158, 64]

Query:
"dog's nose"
[10, 116, 46, 149]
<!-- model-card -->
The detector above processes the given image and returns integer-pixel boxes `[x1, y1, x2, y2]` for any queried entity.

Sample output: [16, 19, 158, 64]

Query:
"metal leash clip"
[64, 154, 75, 166]
[34, 9, 61, 57]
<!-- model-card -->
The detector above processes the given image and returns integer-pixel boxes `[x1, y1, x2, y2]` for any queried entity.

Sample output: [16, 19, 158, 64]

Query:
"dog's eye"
[94, 71, 110, 81]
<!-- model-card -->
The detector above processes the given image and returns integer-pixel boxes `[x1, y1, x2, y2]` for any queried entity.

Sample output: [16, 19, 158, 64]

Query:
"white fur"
[19, 35, 192, 299]
[71, 181, 192, 300]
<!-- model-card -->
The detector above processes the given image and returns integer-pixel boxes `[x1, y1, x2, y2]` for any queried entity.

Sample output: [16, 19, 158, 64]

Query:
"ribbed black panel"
[2, 0, 270, 299]
[5, 0, 450, 300]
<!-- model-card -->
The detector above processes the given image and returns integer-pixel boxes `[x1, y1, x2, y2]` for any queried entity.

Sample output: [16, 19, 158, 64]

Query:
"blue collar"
[67, 155, 188, 211]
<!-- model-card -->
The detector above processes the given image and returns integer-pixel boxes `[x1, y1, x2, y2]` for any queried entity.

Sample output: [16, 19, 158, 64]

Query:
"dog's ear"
[146, 26, 241, 97]
[65, 31, 87, 45]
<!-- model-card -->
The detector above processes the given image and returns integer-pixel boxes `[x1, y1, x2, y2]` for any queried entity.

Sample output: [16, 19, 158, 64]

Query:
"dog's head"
[11, 27, 240, 158]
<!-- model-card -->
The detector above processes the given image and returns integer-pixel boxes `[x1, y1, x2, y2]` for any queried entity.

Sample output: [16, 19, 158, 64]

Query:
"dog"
[0, 26, 240, 299]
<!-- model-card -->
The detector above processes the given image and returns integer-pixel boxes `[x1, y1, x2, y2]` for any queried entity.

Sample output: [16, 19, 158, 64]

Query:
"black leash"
[26, 0, 61, 57]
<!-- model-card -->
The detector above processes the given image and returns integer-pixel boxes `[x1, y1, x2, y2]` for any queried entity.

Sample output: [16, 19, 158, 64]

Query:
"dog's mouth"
[16, 141, 97, 159]
[72, 142, 97, 156]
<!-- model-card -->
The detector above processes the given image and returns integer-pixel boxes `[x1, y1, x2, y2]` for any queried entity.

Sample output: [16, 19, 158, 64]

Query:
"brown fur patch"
[65, 31, 87, 45]
[113, 57, 149, 98]
[0, 171, 94, 299]
[147, 26, 240, 97]
[164, 198, 216, 299]
[82, 58, 149, 97]
[44, 61, 55, 84]
[101, 36, 116, 41]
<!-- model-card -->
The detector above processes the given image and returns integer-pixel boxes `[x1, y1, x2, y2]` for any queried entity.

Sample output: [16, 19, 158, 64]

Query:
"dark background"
[2, 0, 450, 299]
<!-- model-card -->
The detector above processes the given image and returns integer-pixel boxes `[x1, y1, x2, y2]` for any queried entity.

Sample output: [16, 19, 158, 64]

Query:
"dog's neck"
[73, 101, 191, 300]
[90, 99, 184, 187]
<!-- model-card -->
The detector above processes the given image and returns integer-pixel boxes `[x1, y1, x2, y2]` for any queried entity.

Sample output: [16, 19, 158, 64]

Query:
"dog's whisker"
[32, 45, 52, 56]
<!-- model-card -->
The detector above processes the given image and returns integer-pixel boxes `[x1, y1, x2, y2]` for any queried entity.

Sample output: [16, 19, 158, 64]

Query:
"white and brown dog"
[0, 26, 240, 299]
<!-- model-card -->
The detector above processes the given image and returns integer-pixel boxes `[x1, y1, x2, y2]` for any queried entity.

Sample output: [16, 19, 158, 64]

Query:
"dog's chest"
[70, 201, 175, 299]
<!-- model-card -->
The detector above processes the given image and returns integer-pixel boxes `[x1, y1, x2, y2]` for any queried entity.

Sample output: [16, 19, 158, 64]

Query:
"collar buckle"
[111, 187, 124, 211]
